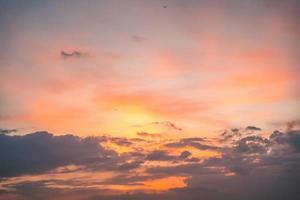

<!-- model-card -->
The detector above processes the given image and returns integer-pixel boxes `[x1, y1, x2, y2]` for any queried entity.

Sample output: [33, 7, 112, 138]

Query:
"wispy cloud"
[60, 50, 87, 58]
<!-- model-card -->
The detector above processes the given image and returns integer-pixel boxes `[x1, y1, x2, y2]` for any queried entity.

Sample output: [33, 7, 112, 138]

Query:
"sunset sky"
[0, 0, 300, 200]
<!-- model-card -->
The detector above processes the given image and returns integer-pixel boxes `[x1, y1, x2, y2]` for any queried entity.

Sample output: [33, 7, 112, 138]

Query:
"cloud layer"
[0, 127, 299, 200]
[0, 132, 115, 177]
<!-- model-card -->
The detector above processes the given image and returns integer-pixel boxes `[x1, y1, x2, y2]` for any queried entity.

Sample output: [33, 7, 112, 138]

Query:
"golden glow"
[140, 176, 186, 191]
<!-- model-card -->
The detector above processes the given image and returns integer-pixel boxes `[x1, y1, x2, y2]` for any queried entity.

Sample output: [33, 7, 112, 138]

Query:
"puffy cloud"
[0, 128, 300, 200]
[219, 129, 242, 142]
[220, 126, 262, 142]
[270, 130, 300, 151]
[146, 150, 175, 161]
[234, 135, 269, 154]
[0, 131, 116, 177]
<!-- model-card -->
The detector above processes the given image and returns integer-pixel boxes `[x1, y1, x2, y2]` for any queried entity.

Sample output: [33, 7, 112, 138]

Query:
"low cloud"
[101, 136, 133, 146]
[165, 137, 219, 150]
[0, 128, 299, 200]
[245, 126, 262, 132]
[146, 150, 175, 161]
[286, 120, 300, 131]
[0, 128, 18, 134]
[0, 131, 116, 177]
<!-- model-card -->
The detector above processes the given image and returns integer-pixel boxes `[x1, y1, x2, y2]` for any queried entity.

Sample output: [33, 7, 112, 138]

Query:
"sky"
[0, 0, 300, 200]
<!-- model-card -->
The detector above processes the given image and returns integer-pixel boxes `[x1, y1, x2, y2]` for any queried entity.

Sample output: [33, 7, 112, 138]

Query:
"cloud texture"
[0, 128, 299, 200]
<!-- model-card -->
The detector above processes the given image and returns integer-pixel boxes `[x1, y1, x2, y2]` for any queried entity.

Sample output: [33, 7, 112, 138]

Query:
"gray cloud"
[165, 137, 220, 150]
[219, 129, 242, 142]
[145, 149, 196, 162]
[60, 50, 87, 59]
[0, 128, 18, 134]
[101, 136, 133, 147]
[245, 126, 262, 132]
[234, 135, 269, 154]
[0, 131, 116, 177]
[115, 160, 143, 171]
[146, 150, 175, 161]
[179, 151, 192, 159]
[0, 129, 300, 200]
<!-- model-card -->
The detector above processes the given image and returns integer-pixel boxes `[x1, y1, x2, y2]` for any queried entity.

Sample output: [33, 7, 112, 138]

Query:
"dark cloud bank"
[0, 132, 116, 177]
[0, 128, 299, 200]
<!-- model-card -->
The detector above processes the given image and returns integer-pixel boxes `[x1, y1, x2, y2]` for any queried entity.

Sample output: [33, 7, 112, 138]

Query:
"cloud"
[115, 160, 143, 171]
[60, 50, 87, 58]
[145, 149, 196, 162]
[0, 128, 300, 200]
[179, 151, 192, 159]
[0, 131, 116, 177]
[151, 121, 183, 131]
[101, 136, 133, 146]
[165, 137, 220, 150]
[133, 121, 184, 132]
[149, 129, 300, 178]
[131, 35, 146, 43]
[219, 129, 242, 142]
[245, 126, 262, 132]
[136, 132, 161, 138]
[270, 130, 300, 151]
[286, 120, 300, 131]
[146, 150, 175, 161]
[0, 128, 18, 134]
[234, 135, 269, 154]
[220, 126, 262, 142]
